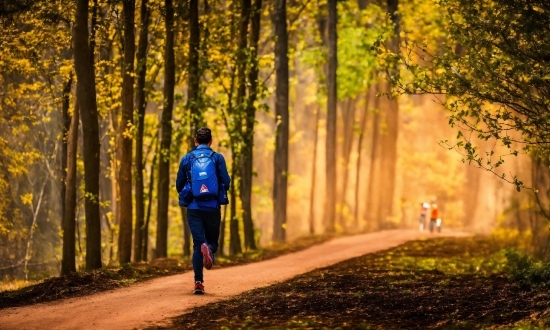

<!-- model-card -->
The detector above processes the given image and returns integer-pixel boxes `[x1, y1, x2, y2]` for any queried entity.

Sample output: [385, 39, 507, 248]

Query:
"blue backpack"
[188, 150, 219, 200]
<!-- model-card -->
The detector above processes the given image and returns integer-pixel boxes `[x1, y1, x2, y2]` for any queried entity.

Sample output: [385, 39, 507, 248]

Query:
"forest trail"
[0, 229, 470, 330]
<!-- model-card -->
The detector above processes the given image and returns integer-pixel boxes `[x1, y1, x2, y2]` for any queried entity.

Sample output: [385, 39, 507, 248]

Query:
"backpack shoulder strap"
[186, 152, 198, 180]
[208, 151, 219, 169]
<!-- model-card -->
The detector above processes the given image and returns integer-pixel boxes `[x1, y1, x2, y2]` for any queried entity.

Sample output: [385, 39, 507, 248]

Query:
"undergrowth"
[505, 250, 550, 290]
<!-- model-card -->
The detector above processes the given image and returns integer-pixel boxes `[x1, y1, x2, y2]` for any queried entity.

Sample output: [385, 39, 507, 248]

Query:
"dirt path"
[0, 229, 470, 330]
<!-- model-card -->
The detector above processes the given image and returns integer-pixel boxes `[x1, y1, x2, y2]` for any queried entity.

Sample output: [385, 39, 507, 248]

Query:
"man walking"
[419, 202, 430, 231]
[429, 201, 439, 233]
[176, 127, 231, 294]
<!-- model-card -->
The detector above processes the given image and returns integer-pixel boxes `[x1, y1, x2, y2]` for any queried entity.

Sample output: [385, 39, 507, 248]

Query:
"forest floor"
[0, 233, 337, 309]
[0, 229, 457, 329]
[157, 236, 550, 330]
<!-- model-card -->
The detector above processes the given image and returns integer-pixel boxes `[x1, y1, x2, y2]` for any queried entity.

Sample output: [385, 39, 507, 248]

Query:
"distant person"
[176, 127, 231, 294]
[419, 202, 430, 231]
[429, 202, 439, 233]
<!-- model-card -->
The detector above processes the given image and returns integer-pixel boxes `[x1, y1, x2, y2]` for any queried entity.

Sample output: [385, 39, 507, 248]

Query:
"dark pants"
[187, 208, 221, 282]
[429, 219, 437, 233]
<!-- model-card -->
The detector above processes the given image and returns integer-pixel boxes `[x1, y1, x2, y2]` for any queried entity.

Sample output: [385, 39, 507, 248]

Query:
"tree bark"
[155, 0, 176, 258]
[272, 0, 289, 243]
[353, 87, 372, 229]
[61, 76, 73, 222]
[188, 0, 201, 130]
[143, 149, 157, 261]
[73, 0, 102, 271]
[236, 0, 250, 109]
[338, 98, 357, 229]
[118, 0, 136, 264]
[179, 0, 202, 258]
[229, 163, 242, 254]
[107, 52, 122, 265]
[238, 0, 259, 251]
[23, 172, 49, 280]
[324, 0, 337, 233]
[376, 84, 398, 228]
[387, 0, 399, 37]
[463, 164, 480, 227]
[365, 93, 381, 230]
[308, 104, 321, 235]
[219, 205, 227, 255]
[134, 0, 150, 263]
[376, 0, 399, 228]
[183, 0, 200, 251]
[61, 103, 79, 275]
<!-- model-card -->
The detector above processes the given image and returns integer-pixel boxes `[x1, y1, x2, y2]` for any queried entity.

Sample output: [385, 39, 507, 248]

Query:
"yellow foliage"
[20, 194, 34, 206]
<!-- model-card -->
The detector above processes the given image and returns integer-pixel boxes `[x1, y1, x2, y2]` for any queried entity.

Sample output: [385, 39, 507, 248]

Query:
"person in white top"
[419, 202, 430, 231]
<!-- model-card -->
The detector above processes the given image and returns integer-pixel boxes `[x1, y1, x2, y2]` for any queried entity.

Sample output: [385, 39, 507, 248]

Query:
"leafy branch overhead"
[382, 0, 550, 190]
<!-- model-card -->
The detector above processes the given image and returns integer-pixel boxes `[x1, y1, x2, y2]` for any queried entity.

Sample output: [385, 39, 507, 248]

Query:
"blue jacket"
[175, 144, 231, 210]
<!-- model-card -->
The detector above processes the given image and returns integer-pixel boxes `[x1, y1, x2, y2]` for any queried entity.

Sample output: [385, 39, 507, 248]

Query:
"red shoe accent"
[193, 281, 204, 294]
[201, 243, 213, 270]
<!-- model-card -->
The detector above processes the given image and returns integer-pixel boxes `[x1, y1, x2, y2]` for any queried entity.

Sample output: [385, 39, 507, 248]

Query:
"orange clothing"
[430, 207, 438, 220]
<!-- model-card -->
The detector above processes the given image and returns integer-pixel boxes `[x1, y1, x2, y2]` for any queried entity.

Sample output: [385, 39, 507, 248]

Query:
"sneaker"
[201, 243, 213, 270]
[193, 281, 205, 294]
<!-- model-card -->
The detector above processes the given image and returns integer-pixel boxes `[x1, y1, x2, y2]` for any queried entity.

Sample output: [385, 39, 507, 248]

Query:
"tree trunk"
[134, 0, 150, 263]
[376, 0, 399, 229]
[313, 0, 327, 236]
[61, 76, 73, 222]
[387, 0, 399, 37]
[308, 104, 321, 235]
[229, 162, 242, 254]
[188, 0, 201, 130]
[376, 84, 398, 229]
[240, 148, 256, 250]
[338, 98, 357, 229]
[74, 0, 102, 271]
[219, 205, 227, 255]
[324, 0, 337, 233]
[24, 173, 49, 280]
[61, 103, 79, 275]
[358, 0, 369, 10]
[143, 150, 157, 261]
[272, 0, 289, 243]
[246, 0, 262, 247]
[179, 0, 201, 258]
[239, 0, 260, 251]
[463, 164, 480, 227]
[365, 93, 381, 230]
[118, 0, 136, 265]
[353, 87, 372, 229]
[155, 0, 176, 259]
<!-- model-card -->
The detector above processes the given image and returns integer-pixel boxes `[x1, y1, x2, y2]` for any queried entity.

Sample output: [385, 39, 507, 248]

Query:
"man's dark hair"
[195, 127, 212, 144]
